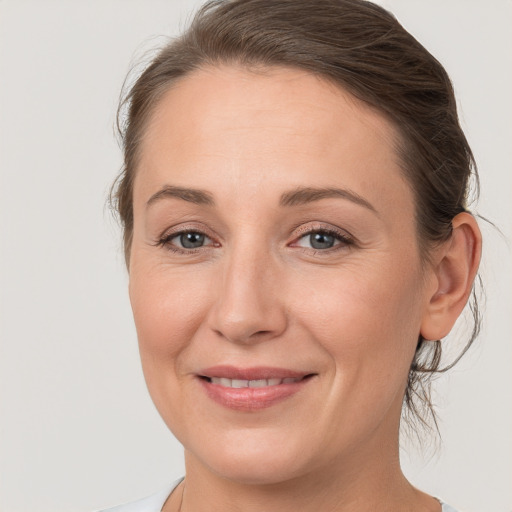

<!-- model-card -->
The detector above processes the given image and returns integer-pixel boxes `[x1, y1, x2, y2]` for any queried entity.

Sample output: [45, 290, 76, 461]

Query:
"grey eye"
[179, 232, 206, 248]
[309, 232, 336, 249]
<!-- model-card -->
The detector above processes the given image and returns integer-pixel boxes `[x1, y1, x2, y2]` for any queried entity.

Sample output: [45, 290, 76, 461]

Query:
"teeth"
[249, 379, 268, 388]
[209, 377, 301, 388]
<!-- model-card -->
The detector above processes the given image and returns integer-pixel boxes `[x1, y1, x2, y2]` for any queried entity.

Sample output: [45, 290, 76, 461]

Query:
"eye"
[157, 229, 215, 252]
[306, 232, 337, 250]
[292, 228, 353, 251]
[176, 231, 208, 249]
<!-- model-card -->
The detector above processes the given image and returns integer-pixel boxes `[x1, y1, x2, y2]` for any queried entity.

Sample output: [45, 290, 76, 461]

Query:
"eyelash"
[156, 229, 217, 255]
[290, 226, 354, 254]
[156, 226, 355, 255]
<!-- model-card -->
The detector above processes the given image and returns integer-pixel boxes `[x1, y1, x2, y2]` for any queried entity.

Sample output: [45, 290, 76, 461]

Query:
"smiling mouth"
[197, 368, 316, 411]
[200, 375, 313, 388]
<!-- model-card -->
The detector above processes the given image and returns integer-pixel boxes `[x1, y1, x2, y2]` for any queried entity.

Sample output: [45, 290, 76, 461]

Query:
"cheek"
[128, 263, 218, 439]
[290, 264, 424, 452]
[129, 264, 211, 372]
[292, 260, 423, 393]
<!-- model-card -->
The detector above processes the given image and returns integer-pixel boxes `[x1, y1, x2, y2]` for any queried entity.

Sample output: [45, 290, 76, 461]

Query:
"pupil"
[180, 232, 205, 248]
[310, 232, 335, 249]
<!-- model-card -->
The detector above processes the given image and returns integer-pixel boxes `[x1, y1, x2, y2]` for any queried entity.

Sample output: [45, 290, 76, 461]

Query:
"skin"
[128, 66, 481, 511]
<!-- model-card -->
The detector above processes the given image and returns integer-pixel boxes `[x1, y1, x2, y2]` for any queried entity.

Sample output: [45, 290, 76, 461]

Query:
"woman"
[101, 0, 481, 510]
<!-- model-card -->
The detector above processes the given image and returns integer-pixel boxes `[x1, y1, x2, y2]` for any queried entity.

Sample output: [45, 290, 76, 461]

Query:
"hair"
[111, 0, 481, 433]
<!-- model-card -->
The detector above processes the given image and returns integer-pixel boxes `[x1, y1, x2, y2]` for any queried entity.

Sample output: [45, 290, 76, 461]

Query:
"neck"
[170, 432, 439, 512]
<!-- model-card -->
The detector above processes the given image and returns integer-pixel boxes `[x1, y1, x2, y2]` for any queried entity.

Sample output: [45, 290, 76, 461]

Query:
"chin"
[185, 427, 318, 486]
[205, 455, 311, 486]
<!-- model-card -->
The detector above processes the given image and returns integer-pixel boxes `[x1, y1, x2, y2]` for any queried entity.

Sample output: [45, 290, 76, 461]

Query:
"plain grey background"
[0, 1, 510, 511]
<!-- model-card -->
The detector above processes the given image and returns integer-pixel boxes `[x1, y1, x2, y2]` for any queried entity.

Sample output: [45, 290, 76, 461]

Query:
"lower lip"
[199, 377, 312, 412]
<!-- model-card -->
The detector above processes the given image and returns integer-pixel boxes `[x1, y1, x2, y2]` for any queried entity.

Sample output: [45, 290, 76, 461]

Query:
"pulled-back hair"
[112, 0, 481, 432]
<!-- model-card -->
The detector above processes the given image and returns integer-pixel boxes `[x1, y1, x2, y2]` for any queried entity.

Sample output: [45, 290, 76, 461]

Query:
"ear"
[420, 212, 482, 341]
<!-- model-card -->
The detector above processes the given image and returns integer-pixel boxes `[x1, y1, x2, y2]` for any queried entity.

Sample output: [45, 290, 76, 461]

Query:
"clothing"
[96, 477, 460, 512]
[96, 479, 183, 512]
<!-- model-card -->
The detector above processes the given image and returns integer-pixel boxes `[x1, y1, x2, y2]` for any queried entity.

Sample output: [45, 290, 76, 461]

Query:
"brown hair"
[112, 0, 481, 431]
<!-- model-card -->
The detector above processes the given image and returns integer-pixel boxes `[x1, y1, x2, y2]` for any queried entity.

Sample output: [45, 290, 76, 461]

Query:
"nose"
[207, 242, 288, 345]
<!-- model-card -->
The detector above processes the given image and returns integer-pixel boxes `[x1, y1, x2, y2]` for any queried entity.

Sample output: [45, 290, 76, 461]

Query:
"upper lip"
[199, 365, 314, 381]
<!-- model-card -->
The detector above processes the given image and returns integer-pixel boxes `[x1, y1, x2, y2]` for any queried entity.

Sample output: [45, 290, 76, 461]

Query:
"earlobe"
[420, 212, 482, 341]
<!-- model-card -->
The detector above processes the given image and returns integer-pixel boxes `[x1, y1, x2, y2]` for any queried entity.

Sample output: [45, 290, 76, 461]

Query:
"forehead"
[135, 65, 413, 225]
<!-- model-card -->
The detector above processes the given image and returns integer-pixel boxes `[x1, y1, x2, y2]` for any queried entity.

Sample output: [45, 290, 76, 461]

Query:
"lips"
[198, 365, 315, 411]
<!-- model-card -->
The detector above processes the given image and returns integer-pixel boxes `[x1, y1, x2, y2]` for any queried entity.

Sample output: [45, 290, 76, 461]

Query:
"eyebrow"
[280, 186, 378, 214]
[146, 184, 377, 215]
[146, 185, 214, 207]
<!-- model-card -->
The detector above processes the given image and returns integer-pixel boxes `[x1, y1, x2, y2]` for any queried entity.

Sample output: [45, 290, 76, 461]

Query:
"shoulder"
[441, 501, 462, 512]
[95, 478, 183, 512]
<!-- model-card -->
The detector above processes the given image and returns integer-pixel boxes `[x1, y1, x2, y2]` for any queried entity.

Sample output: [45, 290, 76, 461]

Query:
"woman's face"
[129, 66, 437, 484]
